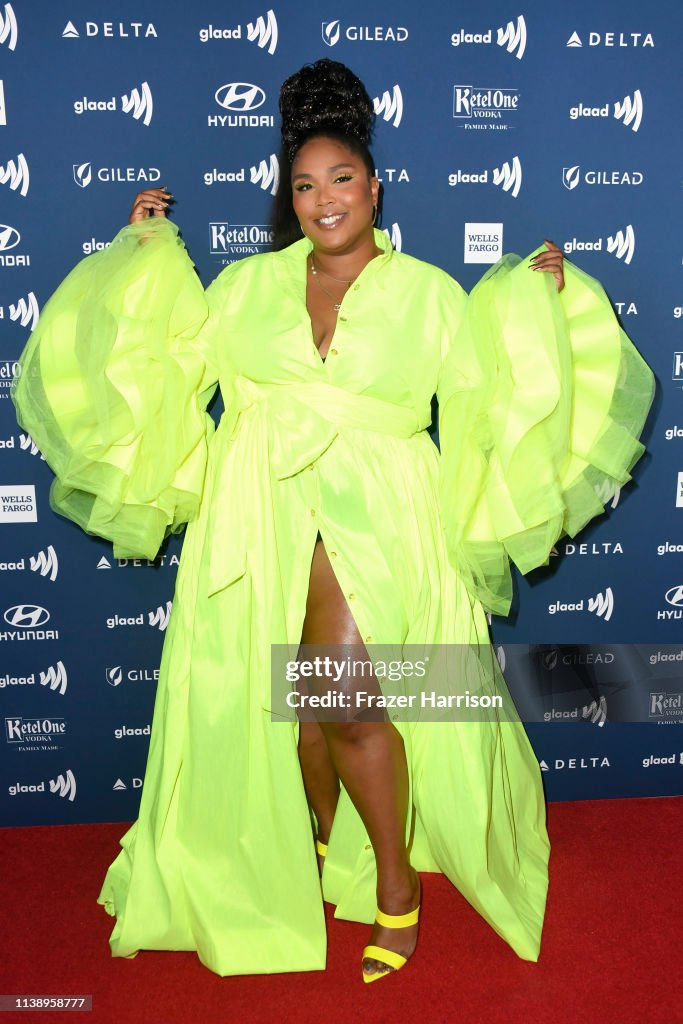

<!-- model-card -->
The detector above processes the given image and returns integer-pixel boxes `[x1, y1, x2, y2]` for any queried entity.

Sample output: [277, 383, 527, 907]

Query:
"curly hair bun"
[279, 59, 375, 159]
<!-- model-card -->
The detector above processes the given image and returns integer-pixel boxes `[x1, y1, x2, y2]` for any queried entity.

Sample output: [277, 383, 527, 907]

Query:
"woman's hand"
[129, 187, 173, 224]
[529, 239, 564, 292]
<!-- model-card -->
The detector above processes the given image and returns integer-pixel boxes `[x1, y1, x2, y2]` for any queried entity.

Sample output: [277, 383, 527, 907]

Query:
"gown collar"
[274, 228, 394, 287]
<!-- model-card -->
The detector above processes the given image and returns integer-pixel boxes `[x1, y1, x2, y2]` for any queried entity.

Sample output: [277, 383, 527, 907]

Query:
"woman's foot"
[315, 835, 328, 877]
[362, 866, 421, 979]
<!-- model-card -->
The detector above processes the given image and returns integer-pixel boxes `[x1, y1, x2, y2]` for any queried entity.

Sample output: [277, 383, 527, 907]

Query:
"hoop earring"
[371, 205, 377, 226]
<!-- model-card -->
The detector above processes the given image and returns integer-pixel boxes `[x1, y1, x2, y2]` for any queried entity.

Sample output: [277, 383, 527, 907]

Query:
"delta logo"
[566, 30, 654, 48]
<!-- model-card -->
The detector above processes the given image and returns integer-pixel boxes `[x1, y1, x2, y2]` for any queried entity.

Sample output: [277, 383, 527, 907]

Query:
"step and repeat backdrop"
[1, 1, 682, 825]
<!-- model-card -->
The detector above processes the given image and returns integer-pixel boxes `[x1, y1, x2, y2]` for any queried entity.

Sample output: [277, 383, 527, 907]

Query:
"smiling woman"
[11, 57, 654, 984]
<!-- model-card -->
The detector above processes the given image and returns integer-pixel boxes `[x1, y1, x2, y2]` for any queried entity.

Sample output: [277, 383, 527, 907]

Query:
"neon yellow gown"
[12, 217, 653, 976]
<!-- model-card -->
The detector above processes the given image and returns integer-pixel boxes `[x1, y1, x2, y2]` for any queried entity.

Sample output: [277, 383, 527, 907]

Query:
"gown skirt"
[11, 218, 654, 976]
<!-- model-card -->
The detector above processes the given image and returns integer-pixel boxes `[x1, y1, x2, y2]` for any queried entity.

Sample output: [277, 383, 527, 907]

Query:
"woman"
[11, 59, 654, 982]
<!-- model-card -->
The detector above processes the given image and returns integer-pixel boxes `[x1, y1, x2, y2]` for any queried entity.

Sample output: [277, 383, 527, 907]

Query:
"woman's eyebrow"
[292, 163, 356, 182]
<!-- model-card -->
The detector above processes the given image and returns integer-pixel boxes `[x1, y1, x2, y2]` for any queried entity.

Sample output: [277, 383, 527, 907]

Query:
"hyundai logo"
[4, 603, 50, 628]
[0, 224, 20, 251]
[215, 83, 266, 113]
[665, 585, 683, 608]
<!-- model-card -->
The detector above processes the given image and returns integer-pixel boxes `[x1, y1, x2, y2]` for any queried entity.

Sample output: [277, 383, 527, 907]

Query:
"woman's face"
[291, 136, 379, 254]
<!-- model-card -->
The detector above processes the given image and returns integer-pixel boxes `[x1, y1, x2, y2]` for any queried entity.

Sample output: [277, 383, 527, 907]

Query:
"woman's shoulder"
[388, 247, 468, 300]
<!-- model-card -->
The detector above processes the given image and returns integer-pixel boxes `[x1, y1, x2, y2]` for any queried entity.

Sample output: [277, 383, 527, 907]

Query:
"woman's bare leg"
[297, 534, 420, 976]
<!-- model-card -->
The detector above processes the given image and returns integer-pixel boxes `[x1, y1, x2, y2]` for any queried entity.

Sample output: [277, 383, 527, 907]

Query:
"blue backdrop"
[1, 0, 682, 825]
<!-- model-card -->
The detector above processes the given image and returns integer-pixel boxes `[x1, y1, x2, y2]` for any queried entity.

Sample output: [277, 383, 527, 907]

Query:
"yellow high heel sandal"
[361, 904, 421, 983]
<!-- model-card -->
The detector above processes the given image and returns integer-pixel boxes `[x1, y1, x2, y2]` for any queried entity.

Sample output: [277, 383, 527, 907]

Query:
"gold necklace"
[309, 256, 349, 311]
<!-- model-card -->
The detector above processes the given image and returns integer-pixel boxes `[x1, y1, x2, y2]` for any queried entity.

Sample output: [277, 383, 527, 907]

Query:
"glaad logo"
[566, 30, 654, 48]
[562, 165, 643, 190]
[0, 153, 29, 196]
[19, 433, 44, 458]
[373, 85, 403, 127]
[563, 225, 635, 265]
[547, 587, 615, 620]
[41, 661, 67, 695]
[247, 9, 278, 54]
[677, 471, 683, 509]
[198, 9, 278, 54]
[51, 770, 76, 800]
[8, 769, 76, 800]
[322, 20, 408, 46]
[0, 291, 39, 329]
[382, 223, 402, 252]
[210, 83, 273, 127]
[448, 157, 522, 198]
[250, 154, 279, 196]
[583, 696, 608, 727]
[569, 90, 643, 132]
[30, 545, 59, 581]
[0, 3, 18, 50]
[451, 15, 526, 60]
[1, 546, 58, 581]
[0, 79, 5, 125]
[0, 485, 37, 523]
[121, 83, 153, 125]
[148, 601, 172, 631]
[62, 20, 157, 39]
[464, 223, 503, 264]
[73, 82, 153, 127]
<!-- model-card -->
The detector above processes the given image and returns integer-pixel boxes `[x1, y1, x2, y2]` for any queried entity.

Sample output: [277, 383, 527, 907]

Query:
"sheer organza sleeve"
[436, 250, 655, 616]
[11, 216, 224, 559]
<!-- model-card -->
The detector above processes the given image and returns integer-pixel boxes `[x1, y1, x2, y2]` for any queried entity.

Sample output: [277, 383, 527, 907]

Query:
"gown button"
[364, 843, 372, 851]
[365, 635, 373, 643]
[329, 551, 338, 559]
[330, 348, 338, 356]
[310, 509, 317, 517]
[348, 593, 356, 600]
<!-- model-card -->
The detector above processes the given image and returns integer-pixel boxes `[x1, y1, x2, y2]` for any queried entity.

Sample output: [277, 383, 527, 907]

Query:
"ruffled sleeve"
[436, 250, 655, 616]
[11, 216, 223, 560]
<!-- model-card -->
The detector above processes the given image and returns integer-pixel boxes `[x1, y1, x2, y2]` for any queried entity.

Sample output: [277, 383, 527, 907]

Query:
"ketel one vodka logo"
[73, 82, 153, 126]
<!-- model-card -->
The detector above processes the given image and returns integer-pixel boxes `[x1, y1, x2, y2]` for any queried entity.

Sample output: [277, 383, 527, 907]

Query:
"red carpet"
[2, 797, 679, 1024]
